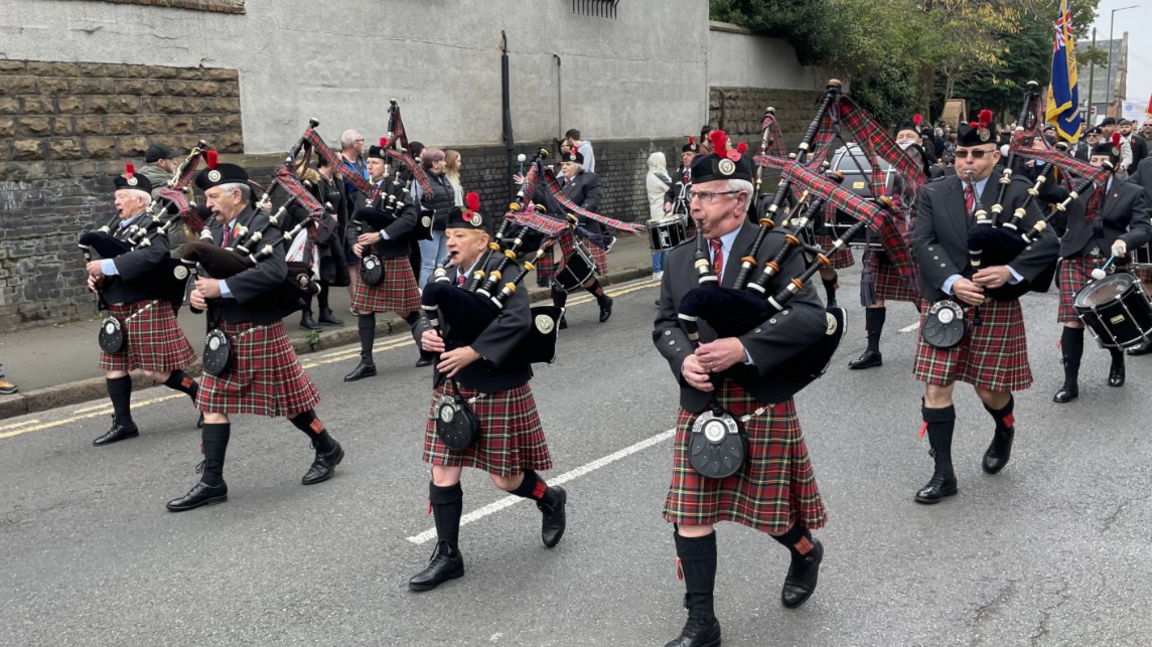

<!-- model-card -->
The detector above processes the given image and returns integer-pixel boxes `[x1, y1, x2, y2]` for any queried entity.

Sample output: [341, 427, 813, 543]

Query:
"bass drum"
[553, 241, 597, 293]
[1074, 272, 1152, 349]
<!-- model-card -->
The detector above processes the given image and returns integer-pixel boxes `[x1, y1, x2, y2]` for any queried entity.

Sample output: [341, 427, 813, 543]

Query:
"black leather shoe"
[827, 299, 838, 309]
[343, 359, 377, 382]
[318, 309, 344, 326]
[598, 296, 614, 323]
[1128, 342, 1152, 356]
[299, 311, 321, 331]
[166, 480, 228, 512]
[982, 428, 1015, 475]
[664, 616, 722, 647]
[605, 236, 618, 253]
[1053, 384, 1078, 403]
[848, 349, 883, 370]
[558, 316, 568, 330]
[781, 539, 823, 609]
[538, 486, 567, 548]
[1108, 362, 1126, 387]
[302, 441, 344, 485]
[93, 418, 139, 446]
[409, 541, 465, 592]
[415, 354, 433, 368]
[914, 472, 958, 504]
[196, 411, 205, 429]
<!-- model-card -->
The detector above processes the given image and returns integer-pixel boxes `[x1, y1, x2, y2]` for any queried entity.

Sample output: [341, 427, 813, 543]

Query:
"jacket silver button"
[664, 330, 672, 336]
[668, 340, 675, 345]
[770, 319, 777, 324]
[754, 328, 762, 333]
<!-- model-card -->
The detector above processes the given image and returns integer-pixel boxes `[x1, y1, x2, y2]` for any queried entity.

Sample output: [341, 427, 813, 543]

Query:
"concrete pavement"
[1, 270, 1151, 645]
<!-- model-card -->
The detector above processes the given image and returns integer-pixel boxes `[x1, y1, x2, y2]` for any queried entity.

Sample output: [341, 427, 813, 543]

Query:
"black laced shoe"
[408, 541, 465, 592]
[93, 415, 139, 447]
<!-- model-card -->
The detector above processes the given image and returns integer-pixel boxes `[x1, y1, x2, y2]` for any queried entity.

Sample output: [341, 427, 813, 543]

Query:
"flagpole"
[1105, 5, 1139, 119]
[1088, 27, 1096, 121]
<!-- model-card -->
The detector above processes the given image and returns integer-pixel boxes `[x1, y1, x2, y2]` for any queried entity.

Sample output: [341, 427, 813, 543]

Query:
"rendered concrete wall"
[0, 0, 710, 152]
[707, 22, 830, 92]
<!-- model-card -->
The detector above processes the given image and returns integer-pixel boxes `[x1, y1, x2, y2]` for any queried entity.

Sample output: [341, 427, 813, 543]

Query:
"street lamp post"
[1104, 4, 1138, 118]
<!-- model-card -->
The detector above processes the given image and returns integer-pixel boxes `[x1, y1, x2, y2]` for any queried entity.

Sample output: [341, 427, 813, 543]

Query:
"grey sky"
[1088, 1, 1151, 105]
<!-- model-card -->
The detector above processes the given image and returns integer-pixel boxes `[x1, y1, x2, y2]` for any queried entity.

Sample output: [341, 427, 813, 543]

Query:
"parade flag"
[1147, 91, 1152, 117]
[1046, 0, 1082, 142]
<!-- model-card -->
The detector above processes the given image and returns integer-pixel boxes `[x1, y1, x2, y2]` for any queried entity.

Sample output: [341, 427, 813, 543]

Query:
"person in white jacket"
[645, 152, 673, 280]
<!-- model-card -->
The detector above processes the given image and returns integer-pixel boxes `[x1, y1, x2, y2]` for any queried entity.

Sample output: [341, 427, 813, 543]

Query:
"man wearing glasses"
[909, 113, 1059, 505]
[653, 132, 829, 646]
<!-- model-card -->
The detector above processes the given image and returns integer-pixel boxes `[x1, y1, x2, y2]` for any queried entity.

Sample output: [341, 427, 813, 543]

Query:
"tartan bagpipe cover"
[299, 128, 375, 197]
[385, 148, 435, 195]
[539, 168, 645, 234]
[1008, 141, 1111, 223]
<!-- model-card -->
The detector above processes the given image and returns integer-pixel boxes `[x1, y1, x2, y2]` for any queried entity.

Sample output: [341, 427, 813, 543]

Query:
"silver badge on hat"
[208, 170, 222, 182]
[127, 177, 138, 186]
[469, 213, 483, 227]
[718, 158, 736, 176]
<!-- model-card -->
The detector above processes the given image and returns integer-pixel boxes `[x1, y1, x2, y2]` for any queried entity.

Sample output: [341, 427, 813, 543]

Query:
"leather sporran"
[361, 253, 384, 286]
[921, 300, 967, 349]
[202, 329, 233, 376]
[688, 409, 746, 479]
[98, 316, 125, 354]
[434, 378, 481, 451]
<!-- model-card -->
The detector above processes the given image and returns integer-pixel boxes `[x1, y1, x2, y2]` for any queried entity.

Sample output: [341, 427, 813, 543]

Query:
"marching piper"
[1051, 134, 1151, 402]
[167, 158, 345, 512]
[654, 138, 828, 646]
[909, 112, 1059, 504]
[85, 166, 202, 446]
[408, 196, 567, 592]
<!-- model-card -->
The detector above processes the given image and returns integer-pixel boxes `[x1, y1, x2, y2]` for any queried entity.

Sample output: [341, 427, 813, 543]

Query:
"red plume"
[1112, 132, 1122, 147]
[688, 136, 696, 146]
[709, 130, 729, 157]
[379, 137, 388, 148]
[913, 114, 923, 128]
[736, 141, 748, 154]
[466, 192, 480, 213]
[124, 163, 135, 177]
[978, 109, 993, 128]
[206, 150, 218, 170]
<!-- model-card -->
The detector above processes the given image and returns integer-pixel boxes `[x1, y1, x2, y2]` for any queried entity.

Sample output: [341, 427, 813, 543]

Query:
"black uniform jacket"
[912, 169, 1059, 301]
[665, 166, 692, 214]
[1045, 176, 1152, 258]
[101, 214, 173, 306]
[200, 207, 295, 325]
[1130, 157, 1152, 203]
[653, 219, 828, 413]
[411, 256, 533, 394]
[351, 183, 422, 260]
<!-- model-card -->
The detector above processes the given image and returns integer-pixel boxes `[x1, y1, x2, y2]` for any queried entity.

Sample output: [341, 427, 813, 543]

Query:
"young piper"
[409, 194, 567, 592]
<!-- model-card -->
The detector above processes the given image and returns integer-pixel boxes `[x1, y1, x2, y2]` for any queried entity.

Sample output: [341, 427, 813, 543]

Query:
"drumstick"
[1091, 255, 1117, 281]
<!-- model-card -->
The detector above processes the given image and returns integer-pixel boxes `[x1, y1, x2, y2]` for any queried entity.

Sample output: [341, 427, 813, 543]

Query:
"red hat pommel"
[977, 110, 993, 128]
[709, 130, 729, 158]
[206, 150, 219, 170]
[688, 136, 696, 145]
[736, 141, 749, 154]
[124, 163, 135, 177]
[969, 121, 977, 128]
[380, 137, 388, 148]
[466, 192, 481, 213]
[1112, 132, 1122, 147]
[913, 114, 923, 128]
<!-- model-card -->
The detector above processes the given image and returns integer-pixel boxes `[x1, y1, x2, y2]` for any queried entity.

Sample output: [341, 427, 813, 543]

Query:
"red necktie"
[222, 224, 231, 247]
[711, 239, 724, 277]
[682, 169, 690, 184]
[457, 273, 466, 287]
[963, 184, 975, 218]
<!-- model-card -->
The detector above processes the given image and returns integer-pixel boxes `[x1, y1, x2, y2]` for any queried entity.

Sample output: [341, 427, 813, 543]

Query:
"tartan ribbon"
[273, 165, 326, 221]
[783, 161, 913, 274]
[299, 128, 374, 196]
[385, 149, 435, 195]
[155, 187, 204, 235]
[171, 153, 202, 192]
[752, 110, 787, 166]
[505, 208, 570, 238]
[541, 168, 645, 234]
[1009, 145, 1110, 222]
[388, 102, 410, 152]
[512, 162, 542, 211]
[836, 96, 928, 194]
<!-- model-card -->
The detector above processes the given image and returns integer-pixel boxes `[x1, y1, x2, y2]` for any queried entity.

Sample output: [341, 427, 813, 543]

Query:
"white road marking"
[406, 428, 676, 545]
[899, 321, 920, 333]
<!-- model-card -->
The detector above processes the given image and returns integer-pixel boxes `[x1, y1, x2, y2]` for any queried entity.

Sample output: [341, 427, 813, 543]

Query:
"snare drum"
[553, 241, 597, 293]
[1128, 242, 1152, 266]
[1073, 272, 1152, 349]
[647, 216, 687, 251]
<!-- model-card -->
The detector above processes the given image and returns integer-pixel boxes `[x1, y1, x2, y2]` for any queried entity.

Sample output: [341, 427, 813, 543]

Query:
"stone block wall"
[60, 0, 245, 12]
[0, 59, 243, 182]
[709, 87, 826, 140]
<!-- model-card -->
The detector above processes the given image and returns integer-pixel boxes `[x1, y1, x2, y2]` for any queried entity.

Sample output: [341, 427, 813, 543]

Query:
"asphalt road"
[2, 271, 1151, 647]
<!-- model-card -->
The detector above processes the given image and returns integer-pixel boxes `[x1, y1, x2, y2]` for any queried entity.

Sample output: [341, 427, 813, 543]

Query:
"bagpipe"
[509, 148, 550, 213]
[421, 206, 564, 368]
[78, 143, 213, 308]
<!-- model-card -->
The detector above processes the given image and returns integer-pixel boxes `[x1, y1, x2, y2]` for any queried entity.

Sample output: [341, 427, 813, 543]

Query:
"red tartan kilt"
[663, 382, 826, 535]
[587, 244, 608, 276]
[814, 234, 855, 269]
[534, 246, 557, 282]
[351, 256, 421, 314]
[196, 319, 320, 418]
[1057, 255, 1104, 323]
[1131, 265, 1152, 285]
[870, 253, 919, 303]
[99, 300, 197, 373]
[913, 298, 1032, 392]
[423, 381, 551, 478]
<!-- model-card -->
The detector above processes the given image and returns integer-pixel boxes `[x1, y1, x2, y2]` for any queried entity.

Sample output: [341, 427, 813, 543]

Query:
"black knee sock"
[586, 280, 606, 300]
[302, 294, 314, 315]
[674, 531, 717, 621]
[1109, 347, 1125, 370]
[923, 403, 956, 477]
[822, 276, 838, 303]
[199, 422, 230, 486]
[288, 409, 336, 453]
[358, 314, 375, 361]
[402, 311, 422, 327]
[552, 286, 568, 311]
[865, 306, 886, 353]
[509, 470, 558, 507]
[430, 481, 464, 548]
[984, 395, 1015, 433]
[318, 282, 331, 313]
[1061, 326, 1084, 385]
[773, 523, 816, 563]
[163, 370, 199, 401]
[106, 375, 133, 425]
